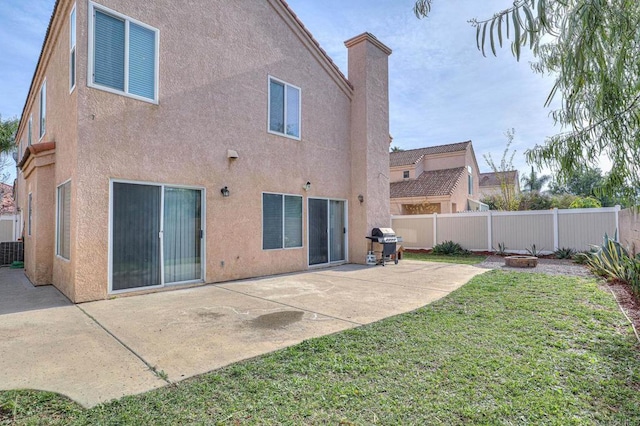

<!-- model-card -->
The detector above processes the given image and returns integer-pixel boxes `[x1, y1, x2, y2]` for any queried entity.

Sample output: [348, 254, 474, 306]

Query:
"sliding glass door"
[308, 198, 346, 266]
[163, 188, 202, 284]
[112, 183, 162, 290]
[111, 182, 203, 292]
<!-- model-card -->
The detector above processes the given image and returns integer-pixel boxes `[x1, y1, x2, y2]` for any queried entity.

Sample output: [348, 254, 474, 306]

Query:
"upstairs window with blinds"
[89, 3, 158, 102]
[39, 81, 46, 139]
[57, 181, 71, 260]
[70, 4, 76, 91]
[262, 193, 303, 250]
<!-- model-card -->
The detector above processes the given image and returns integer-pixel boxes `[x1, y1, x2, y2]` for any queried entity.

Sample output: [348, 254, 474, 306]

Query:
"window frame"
[403, 170, 410, 179]
[28, 193, 32, 236]
[267, 76, 301, 141]
[69, 4, 76, 92]
[28, 115, 32, 146]
[262, 192, 304, 250]
[56, 180, 72, 260]
[87, 1, 160, 104]
[468, 166, 473, 196]
[39, 80, 46, 140]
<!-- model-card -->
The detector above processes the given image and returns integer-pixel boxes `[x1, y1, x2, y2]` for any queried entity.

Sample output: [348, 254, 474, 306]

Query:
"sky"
[0, 0, 563, 178]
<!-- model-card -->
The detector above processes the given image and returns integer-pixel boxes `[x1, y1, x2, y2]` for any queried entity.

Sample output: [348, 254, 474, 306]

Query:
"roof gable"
[17, 0, 354, 139]
[479, 171, 518, 187]
[390, 141, 471, 167]
[390, 167, 465, 198]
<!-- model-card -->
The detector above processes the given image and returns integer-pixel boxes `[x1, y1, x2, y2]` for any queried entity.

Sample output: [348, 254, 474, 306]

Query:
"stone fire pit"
[505, 256, 538, 268]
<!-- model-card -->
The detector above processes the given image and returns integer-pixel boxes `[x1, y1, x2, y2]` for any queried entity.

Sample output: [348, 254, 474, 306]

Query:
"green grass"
[403, 251, 487, 265]
[2, 271, 639, 425]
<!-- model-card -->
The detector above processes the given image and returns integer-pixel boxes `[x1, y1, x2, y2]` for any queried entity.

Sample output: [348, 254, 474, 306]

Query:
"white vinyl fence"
[0, 215, 17, 242]
[392, 206, 620, 254]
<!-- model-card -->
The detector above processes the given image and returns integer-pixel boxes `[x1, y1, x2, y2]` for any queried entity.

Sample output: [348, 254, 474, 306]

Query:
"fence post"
[487, 210, 492, 252]
[553, 208, 559, 251]
[433, 213, 437, 247]
[615, 205, 621, 241]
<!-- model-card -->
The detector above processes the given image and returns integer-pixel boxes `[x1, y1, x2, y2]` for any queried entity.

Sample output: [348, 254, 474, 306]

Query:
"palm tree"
[390, 146, 403, 152]
[521, 166, 551, 192]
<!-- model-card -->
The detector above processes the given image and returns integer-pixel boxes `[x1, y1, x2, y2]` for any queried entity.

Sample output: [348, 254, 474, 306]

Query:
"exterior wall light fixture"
[221, 186, 230, 197]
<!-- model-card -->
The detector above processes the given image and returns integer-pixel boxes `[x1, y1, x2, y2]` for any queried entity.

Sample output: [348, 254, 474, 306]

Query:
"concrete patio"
[0, 261, 485, 407]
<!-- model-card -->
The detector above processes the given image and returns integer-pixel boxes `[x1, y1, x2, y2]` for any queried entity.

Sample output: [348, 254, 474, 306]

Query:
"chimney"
[345, 32, 392, 263]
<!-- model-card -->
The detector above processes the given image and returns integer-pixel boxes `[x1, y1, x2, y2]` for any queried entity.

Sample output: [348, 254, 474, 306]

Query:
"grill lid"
[372, 227, 395, 238]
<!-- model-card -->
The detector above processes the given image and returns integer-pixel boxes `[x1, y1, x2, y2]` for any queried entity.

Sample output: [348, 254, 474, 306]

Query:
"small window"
[263, 193, 303, 250]
[468, 174, 473, 196]
[268, 77, 301, 139]
[39, 81, 46, 139]
[28, 115, 32, 146]
[89, 3, 159, 102]
[70, 5, 76, 91]
[403, 171, 410, 179]
[57, 181, 71, 259]
[28, 193, 33, 236]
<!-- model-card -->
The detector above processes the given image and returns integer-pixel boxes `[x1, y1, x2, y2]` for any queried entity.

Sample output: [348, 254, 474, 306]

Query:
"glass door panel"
[309, 199, 328, 265]
[329, 200, 345, 262]
[112, 183, 161, 291]
[164, 188, 202, 284]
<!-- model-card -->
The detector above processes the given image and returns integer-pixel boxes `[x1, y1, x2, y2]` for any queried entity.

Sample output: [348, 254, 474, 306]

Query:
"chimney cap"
[344, 32, 392, 55]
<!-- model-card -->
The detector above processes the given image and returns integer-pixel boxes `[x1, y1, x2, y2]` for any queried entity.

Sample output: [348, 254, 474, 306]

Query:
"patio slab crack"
[76, 305, 171, 384]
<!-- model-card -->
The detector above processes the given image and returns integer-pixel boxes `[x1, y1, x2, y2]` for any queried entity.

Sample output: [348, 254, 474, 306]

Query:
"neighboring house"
[389, 141, 487, 214]
[478, 171, 520, 199]
[14, 0, 392, 303]
[0, 183, 17, 242]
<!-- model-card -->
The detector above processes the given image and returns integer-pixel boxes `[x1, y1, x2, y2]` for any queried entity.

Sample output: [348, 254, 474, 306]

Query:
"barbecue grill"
[366, 227, 402, 265]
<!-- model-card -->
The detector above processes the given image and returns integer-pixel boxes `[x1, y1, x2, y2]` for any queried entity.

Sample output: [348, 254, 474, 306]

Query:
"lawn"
[403, 250, 487, 265]
[2, 271, 639, 425]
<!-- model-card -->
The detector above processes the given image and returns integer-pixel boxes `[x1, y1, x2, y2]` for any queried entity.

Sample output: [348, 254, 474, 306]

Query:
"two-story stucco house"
[389, 141, 487, 214]
[14, 0, 392, 303]
[478, 170, 521, 199]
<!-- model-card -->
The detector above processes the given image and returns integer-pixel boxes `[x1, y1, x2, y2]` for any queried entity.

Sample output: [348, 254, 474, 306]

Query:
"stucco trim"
[18, 142, 57, 171]
[344, 32, 393, 56]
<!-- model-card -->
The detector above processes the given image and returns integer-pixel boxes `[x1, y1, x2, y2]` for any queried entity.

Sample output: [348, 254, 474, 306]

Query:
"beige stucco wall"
[21, 155, 56, 285]
[390, 167, 412, 182]
[15, 0, 78, 299]
[422, 151, 465, 172]
[52, 0, 391, 302]
[620, 208, 640, 253]
[346, 34, 392, 263]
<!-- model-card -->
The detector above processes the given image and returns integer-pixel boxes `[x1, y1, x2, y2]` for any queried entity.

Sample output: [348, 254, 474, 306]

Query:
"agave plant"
[526, 244, 544, 257]
[586, 233, 631, 280]
[554, 247, 575, 259]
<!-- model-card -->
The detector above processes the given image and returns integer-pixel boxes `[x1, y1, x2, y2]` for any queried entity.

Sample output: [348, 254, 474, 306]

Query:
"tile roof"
[389, 141, 471, 167]
[479, 171, 518, 187]
[390, 167, 465, 198]
[0, 183, 14, 215]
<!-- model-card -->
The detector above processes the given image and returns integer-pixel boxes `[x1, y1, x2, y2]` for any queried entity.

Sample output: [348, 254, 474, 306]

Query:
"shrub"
[554, 247, 575, 259]
[586, 234, 640, 295]
[432, 241, 470, 256]
[569, 197, 602, 209]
